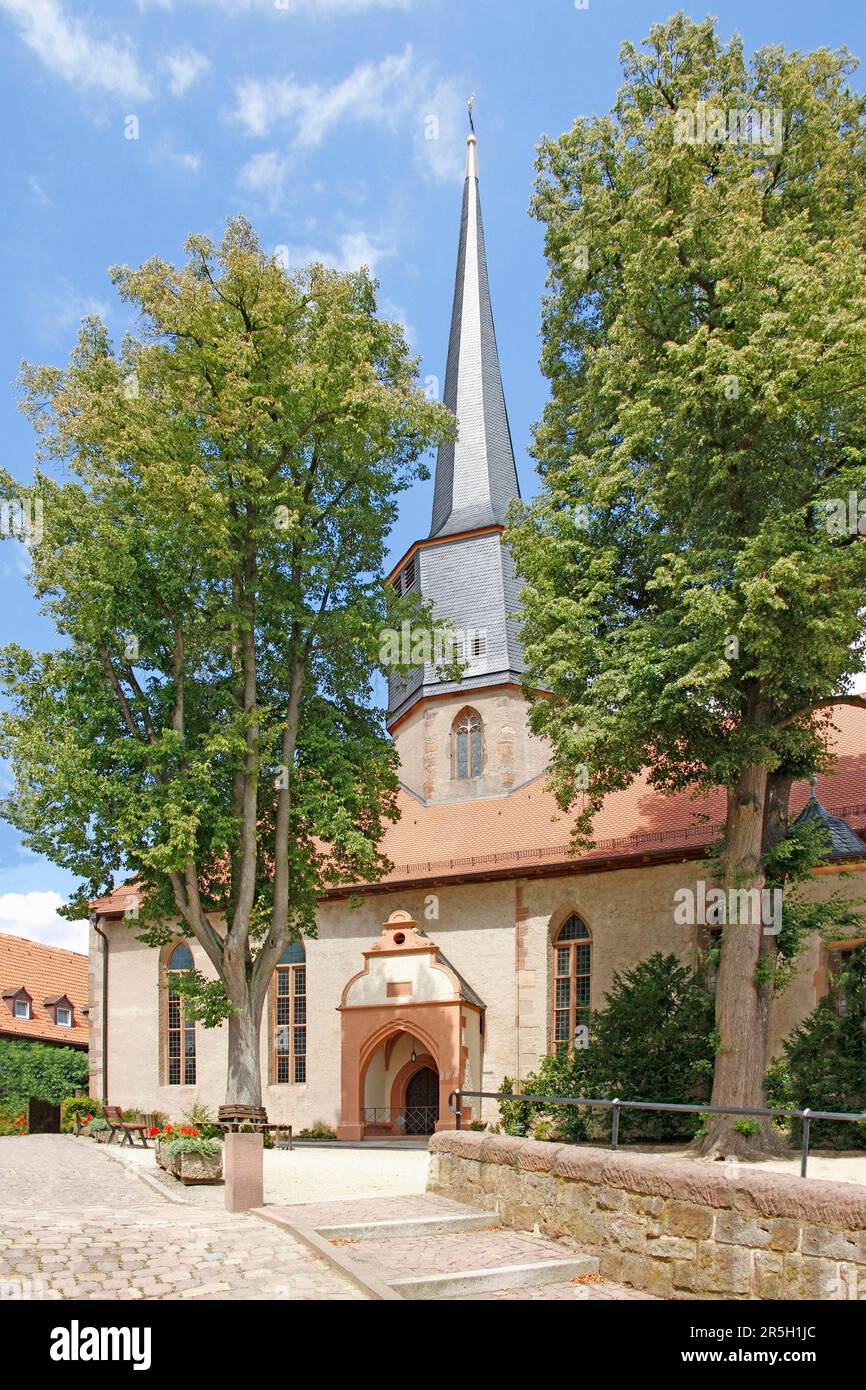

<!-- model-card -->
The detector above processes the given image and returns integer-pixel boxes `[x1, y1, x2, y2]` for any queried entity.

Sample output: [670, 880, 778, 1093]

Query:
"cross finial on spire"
[467, 91, 476, 134]
[809, 773, 818, 797]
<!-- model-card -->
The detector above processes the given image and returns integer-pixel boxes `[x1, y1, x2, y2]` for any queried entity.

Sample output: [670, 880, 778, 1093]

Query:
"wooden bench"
[104, 1105, 152, 1148]
[216, 1104, 293, 1150]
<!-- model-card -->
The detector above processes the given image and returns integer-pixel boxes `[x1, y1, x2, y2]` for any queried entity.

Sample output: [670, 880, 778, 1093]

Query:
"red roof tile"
[0, 933, 89, 1048]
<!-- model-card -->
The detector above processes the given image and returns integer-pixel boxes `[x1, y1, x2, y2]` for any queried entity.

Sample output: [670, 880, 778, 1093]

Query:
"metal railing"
[364, 1105, 438, 1136]
[448, 1088, 866, 1179]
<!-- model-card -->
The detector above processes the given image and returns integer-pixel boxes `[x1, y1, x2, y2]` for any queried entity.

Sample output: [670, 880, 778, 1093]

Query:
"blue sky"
[1, 0, 865, 950]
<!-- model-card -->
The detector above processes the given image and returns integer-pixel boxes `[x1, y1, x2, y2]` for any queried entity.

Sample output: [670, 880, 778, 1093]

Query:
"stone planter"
[156, 1142, 223, 1185]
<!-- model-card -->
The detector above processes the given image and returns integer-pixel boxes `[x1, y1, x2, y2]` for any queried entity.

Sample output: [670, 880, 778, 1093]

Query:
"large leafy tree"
[0, 218, 452, 1106]
[509, 15, 866, 1154]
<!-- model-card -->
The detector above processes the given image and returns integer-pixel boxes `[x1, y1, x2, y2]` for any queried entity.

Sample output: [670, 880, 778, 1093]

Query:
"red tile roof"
[0, 933, 89, 1049]
[90, 703, 866, 911]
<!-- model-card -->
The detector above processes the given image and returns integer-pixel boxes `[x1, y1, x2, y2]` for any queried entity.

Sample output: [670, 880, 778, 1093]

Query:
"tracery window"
[453, 708, 483, 779]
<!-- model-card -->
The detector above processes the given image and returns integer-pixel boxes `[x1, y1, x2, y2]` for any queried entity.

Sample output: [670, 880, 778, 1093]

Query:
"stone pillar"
[223, 1132, 264, 1211]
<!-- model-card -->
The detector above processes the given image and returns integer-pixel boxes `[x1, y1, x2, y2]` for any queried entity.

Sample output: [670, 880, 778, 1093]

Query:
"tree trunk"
[224, 952, 264, 1107]
[699, 762, 785, 1157]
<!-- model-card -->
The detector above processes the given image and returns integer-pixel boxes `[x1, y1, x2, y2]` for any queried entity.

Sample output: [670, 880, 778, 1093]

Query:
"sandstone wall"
[428, 1131, 866, 1300]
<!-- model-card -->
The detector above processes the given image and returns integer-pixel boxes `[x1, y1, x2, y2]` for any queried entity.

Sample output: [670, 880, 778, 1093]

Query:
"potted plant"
[86, 1117, 112, 1143]
[154, 1125, 223, 1184]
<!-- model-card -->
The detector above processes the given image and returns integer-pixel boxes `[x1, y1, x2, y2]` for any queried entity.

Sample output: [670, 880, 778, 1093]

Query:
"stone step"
[390, 1254, 599, 1300]
[316, 1211, 499, 1241]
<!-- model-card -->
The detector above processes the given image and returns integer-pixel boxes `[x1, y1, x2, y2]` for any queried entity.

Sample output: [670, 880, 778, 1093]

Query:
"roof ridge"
[0, 931, 87, 960]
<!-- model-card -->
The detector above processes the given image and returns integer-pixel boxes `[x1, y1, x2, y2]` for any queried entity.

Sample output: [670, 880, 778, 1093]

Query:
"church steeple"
[429, 132, 520, 538]
[387, 126, 536, 801]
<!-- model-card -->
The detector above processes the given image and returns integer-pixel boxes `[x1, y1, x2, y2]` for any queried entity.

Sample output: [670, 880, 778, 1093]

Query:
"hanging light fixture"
[410, 1036, 417, 1064]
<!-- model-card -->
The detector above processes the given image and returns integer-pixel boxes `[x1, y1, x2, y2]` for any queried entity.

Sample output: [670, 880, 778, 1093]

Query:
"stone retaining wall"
[427, 1131, 866, 1299]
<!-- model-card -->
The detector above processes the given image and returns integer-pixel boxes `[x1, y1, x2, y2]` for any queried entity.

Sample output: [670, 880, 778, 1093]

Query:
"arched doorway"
[404, 1066, 439, 1135]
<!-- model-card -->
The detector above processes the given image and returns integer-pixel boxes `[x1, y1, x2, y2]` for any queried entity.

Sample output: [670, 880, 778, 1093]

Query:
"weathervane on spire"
[467, 92, 476, 135]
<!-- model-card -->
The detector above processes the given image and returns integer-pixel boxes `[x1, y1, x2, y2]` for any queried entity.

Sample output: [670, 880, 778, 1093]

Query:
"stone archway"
[336, 911, 485, 1141]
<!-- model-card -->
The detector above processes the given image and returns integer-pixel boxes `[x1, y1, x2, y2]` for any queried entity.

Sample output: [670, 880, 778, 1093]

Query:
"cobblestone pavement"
[0, 1136, 365, 1301]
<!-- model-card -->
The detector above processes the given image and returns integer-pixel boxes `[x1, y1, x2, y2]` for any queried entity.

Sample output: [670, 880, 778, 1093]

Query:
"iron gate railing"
[364, 1105, 437, 1136]
[448, 1088, 866, 1179]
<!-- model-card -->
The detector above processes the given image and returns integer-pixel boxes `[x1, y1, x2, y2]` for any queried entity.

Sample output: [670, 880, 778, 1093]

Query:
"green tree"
[766, 945, 866, 1149]
[509, 14, 866, 1154]
[0, 217, 453, 1107]
[509, 952, 714, 1144]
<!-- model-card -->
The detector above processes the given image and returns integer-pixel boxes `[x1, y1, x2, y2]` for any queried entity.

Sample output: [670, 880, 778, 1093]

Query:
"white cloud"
[153, 137, 202, 172]
[163, 48, 208, 97]
[232, 46, 467, 184]
[28, 174, 53, 206]
[0, 0, 151, 100]
[219, 0, 411, 11]
[233, 46, 414, 144]
[276, 229, 396, 275]
[0, 891, 87, 954]
[238, 148, 289, 205]
[43, 280, 110, 336]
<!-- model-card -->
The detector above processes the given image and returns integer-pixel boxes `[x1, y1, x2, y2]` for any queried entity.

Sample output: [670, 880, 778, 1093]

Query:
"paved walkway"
[105, 1137, 430, 1206]
[0, 1135, 364, 1301]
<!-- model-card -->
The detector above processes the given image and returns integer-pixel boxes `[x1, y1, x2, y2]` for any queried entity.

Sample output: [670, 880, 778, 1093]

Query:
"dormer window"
[3, 987, 33, 1021]
[470, 632, 487, 659]
[44, 995, 75, 1027]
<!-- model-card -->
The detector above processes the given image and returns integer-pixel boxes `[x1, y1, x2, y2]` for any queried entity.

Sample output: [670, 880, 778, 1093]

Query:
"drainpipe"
[90, 913, 109, 1106]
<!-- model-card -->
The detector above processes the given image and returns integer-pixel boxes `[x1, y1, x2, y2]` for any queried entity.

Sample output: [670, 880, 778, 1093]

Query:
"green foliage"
[0, 216, 455, 1087]
[504, 953, 715, 1143]
[61, 1096, 102, 1132]
[159, 1134, 222, 1159]
[0, 1039, 88, 1108]
[0, 1105, 28, 1137]
[510, 13, 866, 838]
[86, 1118, 111, 1134]
[181, 1101, 221, 1140]
[496, 1076, 541, 1138]
[733, 1119, 759, 1137]
[297, 1119, 336, 1140]
[766, 947, 866, 1148]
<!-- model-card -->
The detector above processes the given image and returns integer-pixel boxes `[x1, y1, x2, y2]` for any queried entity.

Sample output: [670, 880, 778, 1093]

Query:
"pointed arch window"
[166, 942, 196, 1086]
[273, 939, 306, 1084]
[453, 708, 483, 779]
[552, 914, 592, 1048]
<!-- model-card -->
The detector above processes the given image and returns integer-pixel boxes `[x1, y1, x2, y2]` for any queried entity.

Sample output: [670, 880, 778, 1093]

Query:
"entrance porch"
[336, 911, 485, 1142]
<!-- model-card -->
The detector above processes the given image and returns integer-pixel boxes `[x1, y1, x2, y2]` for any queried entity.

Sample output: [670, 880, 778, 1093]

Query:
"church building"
[87, 134, 866, 1136]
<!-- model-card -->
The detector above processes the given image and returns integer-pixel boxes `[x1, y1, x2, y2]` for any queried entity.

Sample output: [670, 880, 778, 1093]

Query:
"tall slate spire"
[429, 134, 520, 538]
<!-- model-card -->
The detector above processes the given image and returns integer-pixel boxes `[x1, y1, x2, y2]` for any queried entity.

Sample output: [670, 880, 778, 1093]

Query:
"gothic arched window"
[552, 914, 592, 1048]
[273, 939, 307, 1084]
[165, 942, 196, 1086]
[452, 708, 483, 779]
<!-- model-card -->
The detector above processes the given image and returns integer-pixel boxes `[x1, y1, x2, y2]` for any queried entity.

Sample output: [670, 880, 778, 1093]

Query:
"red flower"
[190, 1128, 199, 1136]
[148, 1127, 159, 1137]
[15, 1115, 25, 1124]
[85, 1113, 93, 1122]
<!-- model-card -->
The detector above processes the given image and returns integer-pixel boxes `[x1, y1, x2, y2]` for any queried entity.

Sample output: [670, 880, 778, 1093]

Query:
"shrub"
[496, 1077, 542, 1137]
[297, 1120, 336, 1140]
[0, 1039, 88, 1108]
[61, 1097, 102, 1132]
[85, 1118, 110, 1134]
[0, 1105, 28, 1137]
[160, 1134, 222, 1159]
[181, 1102, 221, 1140]
[766, 946, 866, 1149]
[499, 952, 714, 1145]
